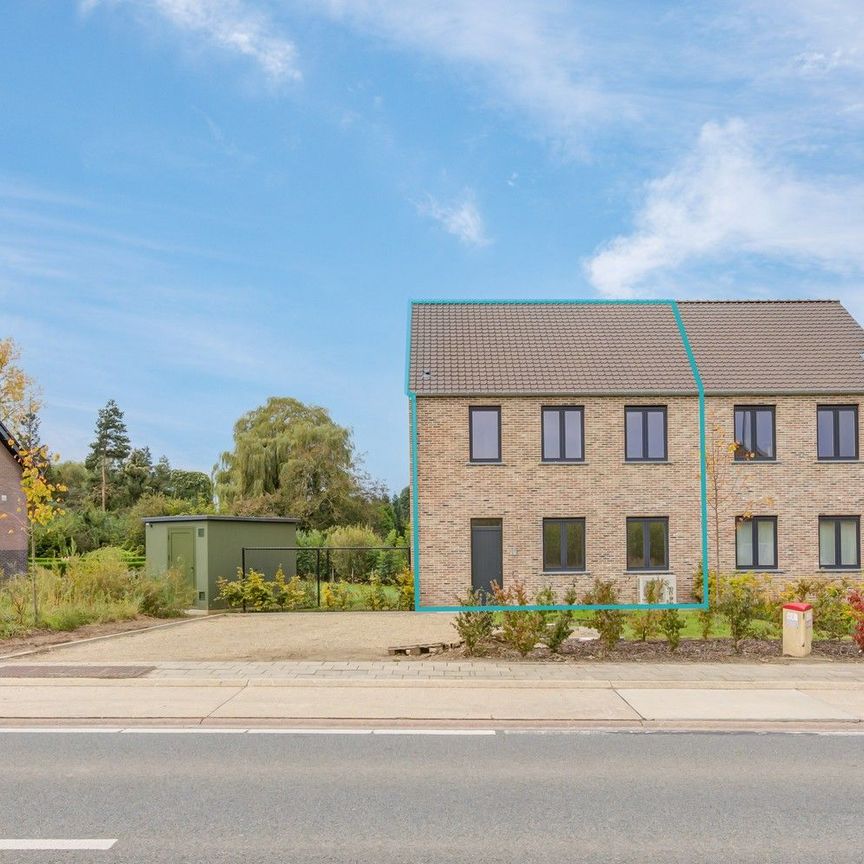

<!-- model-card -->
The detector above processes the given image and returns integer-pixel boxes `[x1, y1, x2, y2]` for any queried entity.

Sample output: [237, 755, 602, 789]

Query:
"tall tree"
[214, 396, 360, 528]
[85, 399, 131, 511]
[0, 337, 32, 430]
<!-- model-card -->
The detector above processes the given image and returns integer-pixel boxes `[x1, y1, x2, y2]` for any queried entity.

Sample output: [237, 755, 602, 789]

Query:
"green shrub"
[659, 608, 685, 651]
[366, 571, 390, 611]
[395, 568, 415, 610]
[692, 565, 717, 639]
[452, 588, 494, 655]
[322, 580, 350, 610]
[217, 570, 249, 610]
[491, 581, 546, 656]
[217, 568, 274, 612]
[538, 586, 577, 654]
[812, 581, 854, 639]
[718, 573, 765, 652]
[629, 578, 665, 641]
[583, 578, 625, 651]
[270, 567, 309, 611]
[137, 569, 194, 618]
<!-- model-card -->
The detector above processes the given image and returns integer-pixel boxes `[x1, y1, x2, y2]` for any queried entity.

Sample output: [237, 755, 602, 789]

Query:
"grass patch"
[0, 547, 194, 639]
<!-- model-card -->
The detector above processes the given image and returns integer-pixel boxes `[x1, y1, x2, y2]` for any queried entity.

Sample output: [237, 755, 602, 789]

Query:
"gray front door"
[471, 519, 502, 598]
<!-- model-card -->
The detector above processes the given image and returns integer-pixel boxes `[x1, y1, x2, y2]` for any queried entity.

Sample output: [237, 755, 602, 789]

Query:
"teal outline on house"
[405, 298, 710, 612]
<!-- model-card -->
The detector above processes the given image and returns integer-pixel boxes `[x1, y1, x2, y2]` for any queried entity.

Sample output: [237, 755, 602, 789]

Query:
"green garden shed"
[143, 515, 300, 610]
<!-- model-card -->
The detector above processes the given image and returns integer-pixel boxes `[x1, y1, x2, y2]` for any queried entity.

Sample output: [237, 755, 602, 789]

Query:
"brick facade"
[412, 393, 864, 606]
[0, 444, 26, 577]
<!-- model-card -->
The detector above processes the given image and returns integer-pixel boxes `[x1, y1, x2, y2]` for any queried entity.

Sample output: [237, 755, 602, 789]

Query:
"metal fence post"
[315, 548, 321, 608]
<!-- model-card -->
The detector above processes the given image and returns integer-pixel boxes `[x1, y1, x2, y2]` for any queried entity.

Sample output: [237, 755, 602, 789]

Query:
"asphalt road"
[0, 729, 861, 863]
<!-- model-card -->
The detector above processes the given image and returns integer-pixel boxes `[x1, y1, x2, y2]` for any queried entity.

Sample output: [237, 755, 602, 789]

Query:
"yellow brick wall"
[411, 394, 864, 606]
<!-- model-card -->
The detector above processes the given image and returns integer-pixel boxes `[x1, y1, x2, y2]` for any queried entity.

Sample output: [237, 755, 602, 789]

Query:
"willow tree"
[214, 397, 360, 529]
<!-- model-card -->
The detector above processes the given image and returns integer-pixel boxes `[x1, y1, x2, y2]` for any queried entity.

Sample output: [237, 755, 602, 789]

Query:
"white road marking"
[0, 727, 123, 734]
[0, 839, 117, 850]
[119, 727, 247, 734]
[247, 728, 372, 735]
[371, 729, 497, 736]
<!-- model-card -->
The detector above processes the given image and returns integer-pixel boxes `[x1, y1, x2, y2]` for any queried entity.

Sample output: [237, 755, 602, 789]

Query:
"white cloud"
[81, 0, 300, 83]
[416, 192, 490, 247]
[585, 119, 864, 296]
[311, 0, 614, 148]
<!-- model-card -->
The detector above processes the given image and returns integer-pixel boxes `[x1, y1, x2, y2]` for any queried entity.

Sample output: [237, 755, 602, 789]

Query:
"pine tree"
[85, 399, 131, 511]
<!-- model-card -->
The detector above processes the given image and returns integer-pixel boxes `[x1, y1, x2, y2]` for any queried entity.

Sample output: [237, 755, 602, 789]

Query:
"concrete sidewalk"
[0, 660, 862, 727]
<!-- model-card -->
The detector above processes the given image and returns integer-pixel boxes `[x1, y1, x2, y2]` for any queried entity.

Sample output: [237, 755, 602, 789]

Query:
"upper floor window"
[542, 407, 584, 462]
[819, 517, 860, 569]
[543, 518, 586, 572]
[734, 406, 775, 461]
[626, 517, 669, 571]
[735, 516, 777, 570]
[469, 406, 501, 462]
[625, 407, 667, 462]
[817, 405, 858, 460]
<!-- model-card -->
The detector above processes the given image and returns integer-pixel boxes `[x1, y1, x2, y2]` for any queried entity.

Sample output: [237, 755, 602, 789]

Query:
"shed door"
[168, 528, 196, 588]
[471, 519, 502, 599]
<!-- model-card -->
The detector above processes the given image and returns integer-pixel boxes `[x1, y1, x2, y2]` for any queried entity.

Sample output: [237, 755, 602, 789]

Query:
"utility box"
[782, 602, 813, 657]
[143, 515, 299, 611]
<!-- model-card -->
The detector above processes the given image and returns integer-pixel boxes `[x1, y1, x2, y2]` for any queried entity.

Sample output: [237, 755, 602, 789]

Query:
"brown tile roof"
[408, 300, 864, 395]
[678, 300, 864, 393]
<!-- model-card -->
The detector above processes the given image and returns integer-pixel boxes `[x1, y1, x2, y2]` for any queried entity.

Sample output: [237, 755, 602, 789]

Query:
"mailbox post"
[782, 602, 813, 657]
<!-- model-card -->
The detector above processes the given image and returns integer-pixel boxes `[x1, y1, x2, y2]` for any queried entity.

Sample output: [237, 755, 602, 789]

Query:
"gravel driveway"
[22, 612, 458, 662]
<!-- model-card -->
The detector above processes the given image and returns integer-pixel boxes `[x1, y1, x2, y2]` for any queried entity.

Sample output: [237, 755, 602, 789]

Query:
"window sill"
[538, 460, 588, 466]
[814, 459, 860, 464]
[465, 461, 506, 466]
[621, 460, 672, 465]
[626, 570, 674, 576]
[735, 569, 785, 574]
[540, 571, 590, 577]
[732, 460, 781, 465]
[819, 567, 862, 573]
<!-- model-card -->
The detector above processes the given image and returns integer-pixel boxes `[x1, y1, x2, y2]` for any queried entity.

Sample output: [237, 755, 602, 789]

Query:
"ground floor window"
[626, 517, 668, 571]
[542, 518, 586, 572]
[819, 516, 860, 569]
[735, 516, 777, 570]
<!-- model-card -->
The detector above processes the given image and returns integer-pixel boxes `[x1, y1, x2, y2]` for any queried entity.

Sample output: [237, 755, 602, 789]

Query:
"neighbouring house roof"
[0, 419, 21, 464]
[407, 300, 864, 396]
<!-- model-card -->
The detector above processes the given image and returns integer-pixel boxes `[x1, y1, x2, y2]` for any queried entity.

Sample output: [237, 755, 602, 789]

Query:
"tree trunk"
[101, 459, 107, 512]
[30, 529, 38, 626]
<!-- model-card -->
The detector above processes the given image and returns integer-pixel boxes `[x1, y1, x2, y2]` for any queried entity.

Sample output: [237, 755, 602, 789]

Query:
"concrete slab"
[0, 685, 242, 719]
[805, 689, 864, 719]
[618, 688, 857, 721]
[212, 685, 640, 721]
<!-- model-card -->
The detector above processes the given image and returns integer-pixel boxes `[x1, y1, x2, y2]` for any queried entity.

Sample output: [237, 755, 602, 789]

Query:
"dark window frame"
[468, 406, 502, 463]
[817, 405, 859, 461]
[541, 406, 585, 462]
[626, 517, 669, 571]
[733, 405, 776, 461]
[735, 515, 778, 571]
[819, 516, 861, 570]
[542, 518, 587, 573]
[624, 406, 668, 462]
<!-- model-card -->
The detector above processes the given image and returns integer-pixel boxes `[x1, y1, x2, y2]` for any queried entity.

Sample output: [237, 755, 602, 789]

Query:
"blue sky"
[2, 1, 864, 491]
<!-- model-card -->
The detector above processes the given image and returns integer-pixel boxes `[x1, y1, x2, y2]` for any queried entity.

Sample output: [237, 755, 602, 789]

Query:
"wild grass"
[0, 547, 193, 639]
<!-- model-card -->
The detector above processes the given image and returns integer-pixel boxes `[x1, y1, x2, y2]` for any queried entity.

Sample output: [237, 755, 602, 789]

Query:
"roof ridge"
[411, 298, 841, 306]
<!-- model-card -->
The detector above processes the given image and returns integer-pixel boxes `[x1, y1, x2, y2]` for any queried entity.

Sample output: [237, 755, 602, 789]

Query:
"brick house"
[0, 419, 27, 576]
[406, 300, 864, 607]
